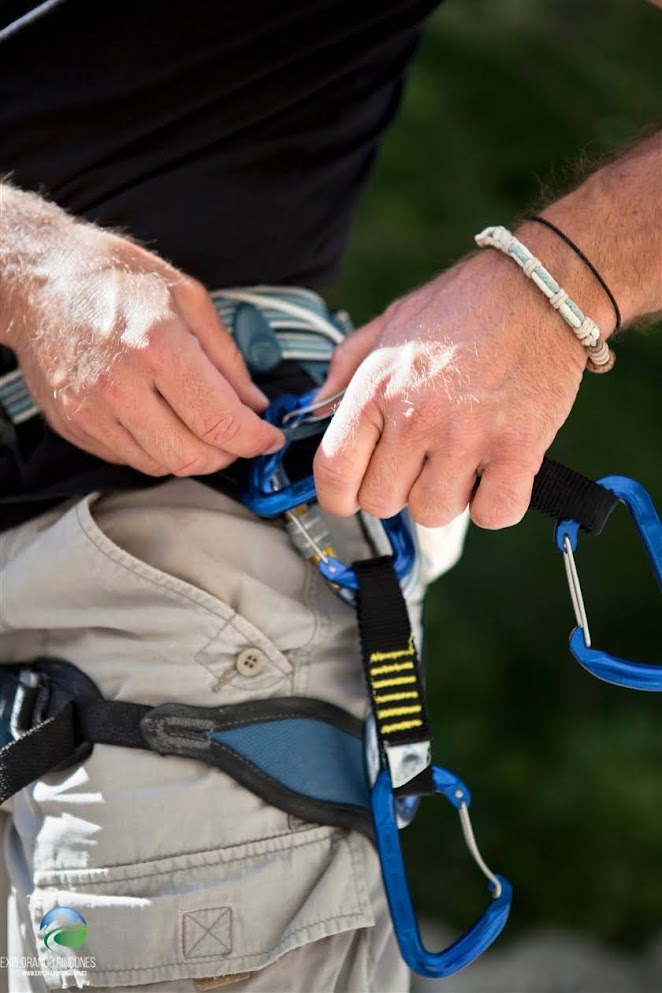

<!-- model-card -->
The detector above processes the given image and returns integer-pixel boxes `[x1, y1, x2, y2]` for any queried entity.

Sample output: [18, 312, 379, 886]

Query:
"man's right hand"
[0, 185, 285, 477]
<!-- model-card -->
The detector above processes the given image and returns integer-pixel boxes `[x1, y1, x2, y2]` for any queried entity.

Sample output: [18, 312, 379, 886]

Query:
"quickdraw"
[243, 390, 514, 977]
[242, 389, 662, 978]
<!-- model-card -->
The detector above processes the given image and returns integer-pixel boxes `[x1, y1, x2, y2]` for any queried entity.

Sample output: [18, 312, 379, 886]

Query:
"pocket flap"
[29, 827, 374, 989]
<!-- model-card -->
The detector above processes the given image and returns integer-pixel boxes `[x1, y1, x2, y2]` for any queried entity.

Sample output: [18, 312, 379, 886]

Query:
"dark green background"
[329, 0, 662, 949]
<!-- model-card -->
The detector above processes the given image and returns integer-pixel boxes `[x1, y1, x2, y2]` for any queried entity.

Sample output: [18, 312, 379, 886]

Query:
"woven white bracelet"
[475, 225, 615, 373]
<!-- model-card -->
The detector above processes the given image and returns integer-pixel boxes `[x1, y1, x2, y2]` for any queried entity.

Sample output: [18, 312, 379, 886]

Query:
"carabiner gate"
[555, 474, 662, 691]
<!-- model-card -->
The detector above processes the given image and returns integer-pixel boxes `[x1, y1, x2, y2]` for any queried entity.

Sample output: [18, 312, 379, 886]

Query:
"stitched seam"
[77, 502, 234, 621]
[194, 630, 234, 685]
[77, 502, 291, 672]
[201, 709, 361, 730]
[190, 912, 367, 961]
[33, 826, 337, 886]
[346, 833, 370, 918]
[293, 562, 323, 656]
[58, 913, 367, 976]
[183, 908, 231, 957]
[291, 563, 320, 697]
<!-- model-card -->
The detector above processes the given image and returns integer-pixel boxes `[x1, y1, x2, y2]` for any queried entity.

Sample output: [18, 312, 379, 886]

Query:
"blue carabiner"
[555, 474, 662, 691]
[242, 392, 417, 589]
[242, 392, 318, 517]
[372, 766, 512, 978]
[318, 514, 417, 591]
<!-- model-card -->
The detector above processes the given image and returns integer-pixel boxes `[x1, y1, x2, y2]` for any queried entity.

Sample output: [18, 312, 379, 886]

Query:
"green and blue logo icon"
[39, 908, 88, 950]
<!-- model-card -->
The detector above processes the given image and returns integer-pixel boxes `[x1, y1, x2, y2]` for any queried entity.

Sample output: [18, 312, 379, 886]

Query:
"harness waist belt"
[0, 658, 375, 841]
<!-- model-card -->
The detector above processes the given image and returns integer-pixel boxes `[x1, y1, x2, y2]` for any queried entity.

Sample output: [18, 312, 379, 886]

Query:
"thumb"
[317, 318, 383, 401]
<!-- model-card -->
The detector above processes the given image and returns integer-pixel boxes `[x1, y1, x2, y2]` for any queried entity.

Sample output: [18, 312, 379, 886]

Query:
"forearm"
[514, 131, 662, 336]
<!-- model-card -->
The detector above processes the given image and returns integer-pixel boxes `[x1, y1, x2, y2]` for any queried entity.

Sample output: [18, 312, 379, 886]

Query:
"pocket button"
[235, 647, 266, 677]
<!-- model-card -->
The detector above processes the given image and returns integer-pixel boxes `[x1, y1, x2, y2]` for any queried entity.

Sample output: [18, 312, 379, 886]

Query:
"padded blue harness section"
[211, 718, 370, 809]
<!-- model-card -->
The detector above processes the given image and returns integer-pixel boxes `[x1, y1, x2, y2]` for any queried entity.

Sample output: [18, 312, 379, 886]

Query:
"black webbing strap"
[0, 666, 376, 838]
[0, 696, 152, 806]
[354, 557, 430, 752]
[0, 705, 76, 803]
[76, 699, 152, 749]
[531, 457, 618, 534]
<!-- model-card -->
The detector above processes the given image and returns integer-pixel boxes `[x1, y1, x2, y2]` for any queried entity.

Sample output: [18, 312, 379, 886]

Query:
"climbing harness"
[0, 288, 660, 979]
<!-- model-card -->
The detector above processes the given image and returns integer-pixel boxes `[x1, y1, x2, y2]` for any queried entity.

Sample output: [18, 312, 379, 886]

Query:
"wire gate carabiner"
[555, 474, 662, 691]
[353, 556, 512, 979]
[372, 766, 512, 978]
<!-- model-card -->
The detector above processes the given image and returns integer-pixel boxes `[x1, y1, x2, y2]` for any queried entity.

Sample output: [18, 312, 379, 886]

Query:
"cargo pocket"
[27, 826, 374, 989]
[1, 483, 375, 988]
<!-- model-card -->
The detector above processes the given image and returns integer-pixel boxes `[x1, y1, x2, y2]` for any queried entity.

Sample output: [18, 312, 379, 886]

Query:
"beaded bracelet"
[475, 225, 615, 373]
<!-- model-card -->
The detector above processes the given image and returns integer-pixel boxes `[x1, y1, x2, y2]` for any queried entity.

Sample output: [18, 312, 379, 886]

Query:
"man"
[0, 2, 660, 991]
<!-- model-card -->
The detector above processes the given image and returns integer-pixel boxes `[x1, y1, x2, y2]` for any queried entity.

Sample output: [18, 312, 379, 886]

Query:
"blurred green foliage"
[329, 0, 662, 949]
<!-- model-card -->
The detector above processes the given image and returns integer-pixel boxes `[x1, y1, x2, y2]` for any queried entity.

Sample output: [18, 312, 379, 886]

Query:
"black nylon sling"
[531, 457, 618, 534]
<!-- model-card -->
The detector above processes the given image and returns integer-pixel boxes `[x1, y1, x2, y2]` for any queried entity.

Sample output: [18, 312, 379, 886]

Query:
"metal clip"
[9, 669, 45, 739]
[242, 391, 417, 591]
[371, 764, 511, 978]
[555, 474, 662, 691]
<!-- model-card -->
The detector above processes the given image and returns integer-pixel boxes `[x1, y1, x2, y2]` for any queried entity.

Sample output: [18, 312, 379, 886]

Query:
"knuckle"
[409, 498, 457, 529]
[472, 482, 529, 530]
[314, 458, 355, 490]
[409, 481, 468, 527]
[138, 454, 169, 477]
[86, 366, 113, 393]
[139, 333, 172, 373]
[181, 276, 209, 302]
[490, 427, 544, 468]
[313, 451, 357, 492]
[170, 449, 233, 477]
[394, 403, 435, 440]
[359, 495, 403, 520]
[168, 449, 206, 476]
[361, 361, 391, 402]
[56, 390, 88, 425]
[200, 412, 239, 447]
[143, 464, 170, 478]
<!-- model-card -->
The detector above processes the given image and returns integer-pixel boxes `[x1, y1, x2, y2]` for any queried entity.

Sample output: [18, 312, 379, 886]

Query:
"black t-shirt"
[3, 0, 438, 286]
[0, 0, 439, 523]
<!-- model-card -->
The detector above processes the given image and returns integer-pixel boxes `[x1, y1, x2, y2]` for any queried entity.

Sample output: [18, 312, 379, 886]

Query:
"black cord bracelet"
[526, 215, 621, 332]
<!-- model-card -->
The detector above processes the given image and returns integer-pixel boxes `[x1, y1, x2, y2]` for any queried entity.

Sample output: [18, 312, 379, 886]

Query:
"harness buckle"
[9, 668, 49, 739]
[555, 474, 662, 691]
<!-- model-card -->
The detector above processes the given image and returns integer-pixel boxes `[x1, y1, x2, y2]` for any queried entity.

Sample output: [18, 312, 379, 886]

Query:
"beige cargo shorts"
[0, 478, 467, 992]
